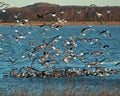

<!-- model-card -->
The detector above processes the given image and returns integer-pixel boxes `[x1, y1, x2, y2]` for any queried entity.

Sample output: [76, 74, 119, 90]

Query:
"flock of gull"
[0, 2, 120, 78]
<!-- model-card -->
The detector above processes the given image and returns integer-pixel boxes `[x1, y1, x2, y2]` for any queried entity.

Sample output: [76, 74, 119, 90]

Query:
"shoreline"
[65, 21, 120, 26]
[0, 21, 120, 26]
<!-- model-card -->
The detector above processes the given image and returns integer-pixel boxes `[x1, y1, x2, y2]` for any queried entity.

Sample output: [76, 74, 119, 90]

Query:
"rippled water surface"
[0, 25, 120, 94]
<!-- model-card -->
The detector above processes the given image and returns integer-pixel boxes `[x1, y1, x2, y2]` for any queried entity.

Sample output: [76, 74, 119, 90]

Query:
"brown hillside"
[0, 2, 120, 22]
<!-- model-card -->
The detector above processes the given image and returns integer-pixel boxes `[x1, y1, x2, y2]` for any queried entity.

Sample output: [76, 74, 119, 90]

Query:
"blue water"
[0, 25, 120, 94]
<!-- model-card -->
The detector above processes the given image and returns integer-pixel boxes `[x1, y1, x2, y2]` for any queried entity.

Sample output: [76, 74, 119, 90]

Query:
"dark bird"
[32, 40, 47, 53]
[37, 13, 50, 18]
[115, 62, 120, 66]
[80, 25, 93, 35]
[8, 57, 17, 64]
[37, 14, 44, 18]
[99, 30, 111, 37]
[102, 45, 110, 50]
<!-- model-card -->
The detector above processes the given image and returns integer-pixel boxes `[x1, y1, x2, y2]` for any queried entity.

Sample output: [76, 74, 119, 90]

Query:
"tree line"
[0, 2, 120, 22]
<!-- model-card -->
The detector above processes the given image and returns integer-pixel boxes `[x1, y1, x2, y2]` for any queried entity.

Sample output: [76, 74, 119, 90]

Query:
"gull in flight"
[0, 2, 9, 12]
[96, 12, 103, 18]
[99, 30, 111, 37]
[13, 12, 22, 19]
[80, 25, 94, 35]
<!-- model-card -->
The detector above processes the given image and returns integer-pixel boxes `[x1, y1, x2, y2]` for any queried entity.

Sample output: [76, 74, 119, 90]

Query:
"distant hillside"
[0, 2, 120, 22]
[24, 2, 59, 8]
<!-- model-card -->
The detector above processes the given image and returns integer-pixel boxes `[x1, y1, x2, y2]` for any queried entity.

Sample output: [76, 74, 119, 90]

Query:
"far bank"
[0, 21, 120, 26]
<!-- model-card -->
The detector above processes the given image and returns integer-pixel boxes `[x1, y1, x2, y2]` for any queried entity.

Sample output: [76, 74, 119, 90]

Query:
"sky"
[1, 0, 120, 7]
